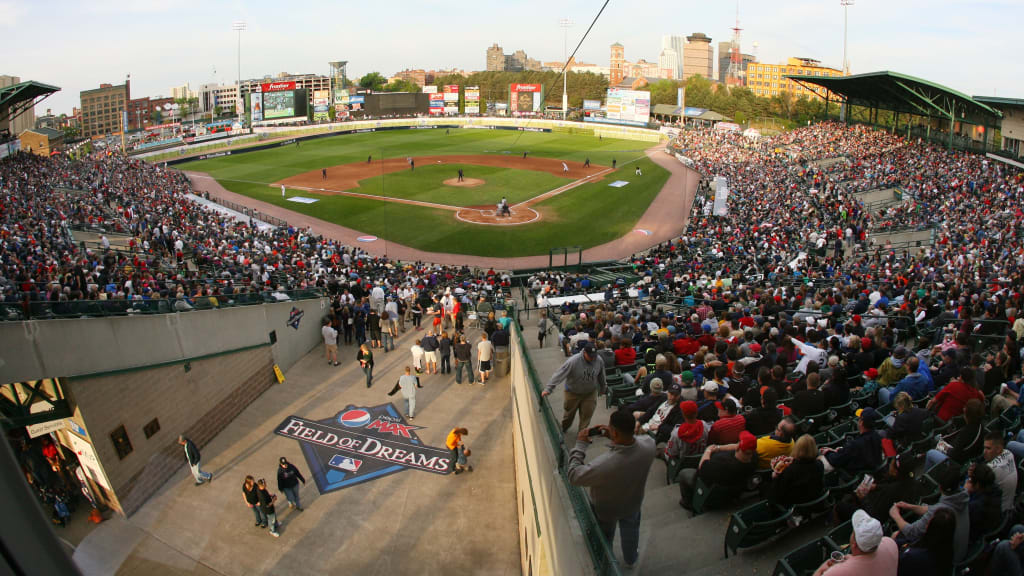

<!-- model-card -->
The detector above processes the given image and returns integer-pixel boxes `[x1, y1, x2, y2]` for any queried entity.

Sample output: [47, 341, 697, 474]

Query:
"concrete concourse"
[71, 324, 518, 576]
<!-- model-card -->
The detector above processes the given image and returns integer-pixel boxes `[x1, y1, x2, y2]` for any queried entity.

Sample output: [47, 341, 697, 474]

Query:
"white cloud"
[0, 2, 25, 28]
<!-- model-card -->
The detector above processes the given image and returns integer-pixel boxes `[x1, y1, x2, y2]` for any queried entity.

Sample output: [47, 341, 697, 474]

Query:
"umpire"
[541, 343, 607, 434]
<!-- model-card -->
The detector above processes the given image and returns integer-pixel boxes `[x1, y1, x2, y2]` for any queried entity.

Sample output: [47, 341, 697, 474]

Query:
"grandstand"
[1, 75, 1023, 575]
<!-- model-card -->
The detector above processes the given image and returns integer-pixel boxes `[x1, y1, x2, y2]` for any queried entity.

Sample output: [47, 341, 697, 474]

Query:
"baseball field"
[179, 128, 671, 258]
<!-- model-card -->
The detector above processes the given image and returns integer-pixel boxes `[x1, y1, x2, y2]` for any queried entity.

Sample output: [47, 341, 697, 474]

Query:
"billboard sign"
[260, 81, 297, 93]
[422, 86, 438, 94]
[250, 93, 264, 122]
[428, 92, 444, 115]
[509, 83, 543, 117]
[583, 99, 602, 111]
[464, 86, 480, 115]
[605, 89, 651, 125]
[275, 404, 453, 494]
[313, 90, 330, 122]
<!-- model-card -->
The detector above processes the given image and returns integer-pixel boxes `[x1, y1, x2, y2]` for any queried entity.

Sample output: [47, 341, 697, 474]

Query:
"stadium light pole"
[560, 18, 572, 121]
[233, 21, 246, 127]
[840, 0, 853, 75]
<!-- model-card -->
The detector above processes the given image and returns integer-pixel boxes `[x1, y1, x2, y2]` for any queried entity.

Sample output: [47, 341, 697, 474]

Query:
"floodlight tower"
[560, 18, 573, 120]
[840, 0, 853, 75]
[232, 20, 246, 125]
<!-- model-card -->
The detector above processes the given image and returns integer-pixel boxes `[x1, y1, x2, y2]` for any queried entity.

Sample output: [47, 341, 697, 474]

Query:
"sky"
[2, 0, 1021, 115]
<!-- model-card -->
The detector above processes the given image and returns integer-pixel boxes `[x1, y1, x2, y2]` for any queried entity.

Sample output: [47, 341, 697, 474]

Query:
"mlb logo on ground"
[329, 455, 362, 472]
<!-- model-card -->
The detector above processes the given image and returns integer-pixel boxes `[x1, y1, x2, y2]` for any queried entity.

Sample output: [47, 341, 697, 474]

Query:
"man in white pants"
[281, 185, 286, 197]
[179, 435, 213, 486]
[562, 162, 569, 173]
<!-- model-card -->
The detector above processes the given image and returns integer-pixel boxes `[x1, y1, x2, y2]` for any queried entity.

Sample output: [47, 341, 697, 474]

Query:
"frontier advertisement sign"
[260, 81, 297, 93]
[464, 86, 480, 115]
[509, 83, 543, 117]
[275, 404, 452, 493]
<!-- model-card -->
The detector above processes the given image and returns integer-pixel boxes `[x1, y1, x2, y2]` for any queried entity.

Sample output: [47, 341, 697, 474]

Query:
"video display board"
[509, 83, 543, 117]
[263, 90, 297, 119]
[604, 88, 650, 126]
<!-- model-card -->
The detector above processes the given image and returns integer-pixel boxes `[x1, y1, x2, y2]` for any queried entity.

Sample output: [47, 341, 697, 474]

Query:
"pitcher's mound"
[443, 178, 485, 188]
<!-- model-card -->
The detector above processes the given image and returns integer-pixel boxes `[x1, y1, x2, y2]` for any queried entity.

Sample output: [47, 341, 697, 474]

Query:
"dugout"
[361, 92, 429, 118]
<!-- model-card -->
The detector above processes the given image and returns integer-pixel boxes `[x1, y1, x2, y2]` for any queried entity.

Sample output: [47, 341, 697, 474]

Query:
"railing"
[205, 195, 289, 228]
[512, 307, 622, 576]
[0, 289, 323, 321]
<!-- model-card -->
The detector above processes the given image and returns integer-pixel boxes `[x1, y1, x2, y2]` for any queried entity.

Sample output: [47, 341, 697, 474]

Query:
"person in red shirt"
[927, 368, 984, 423]
[614, 340, 637, 366]
[708, 398, 746, 445]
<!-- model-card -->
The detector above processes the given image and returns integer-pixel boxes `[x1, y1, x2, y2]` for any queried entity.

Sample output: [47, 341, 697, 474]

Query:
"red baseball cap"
[738, 431, 757, 453]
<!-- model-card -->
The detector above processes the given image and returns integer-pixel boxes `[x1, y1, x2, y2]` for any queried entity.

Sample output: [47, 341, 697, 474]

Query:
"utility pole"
[560, 18, 572, 120]
[841, 0, 853, 75]
[232, 21, 246, 127]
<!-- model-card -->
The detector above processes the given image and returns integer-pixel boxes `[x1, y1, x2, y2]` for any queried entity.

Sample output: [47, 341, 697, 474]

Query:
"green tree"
[383, 79, 421, 93]
[213, 105, 223, 117]
[647, 79, 683, 107]
[358, 72, 387, 92]
[150, 108, 163, 124]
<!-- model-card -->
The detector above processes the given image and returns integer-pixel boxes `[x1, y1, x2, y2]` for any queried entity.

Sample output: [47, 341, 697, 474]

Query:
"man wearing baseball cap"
[666, 401, 711, 462]
[818, 407, 883, 474]
[678, 430, 757, 511]
[812, 509, 897, 575]
[542, 342, 607, 435]
[636, 383, 685, 444]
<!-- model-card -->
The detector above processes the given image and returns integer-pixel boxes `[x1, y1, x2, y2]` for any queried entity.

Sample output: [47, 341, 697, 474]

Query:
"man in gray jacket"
[387, 366, 423, 420]
[568, 410, 656, 568]
[542, 343, 607, 434]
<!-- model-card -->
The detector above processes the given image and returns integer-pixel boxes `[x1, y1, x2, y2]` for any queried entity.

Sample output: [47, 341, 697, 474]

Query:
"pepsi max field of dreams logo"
[274, 404, 452, 493]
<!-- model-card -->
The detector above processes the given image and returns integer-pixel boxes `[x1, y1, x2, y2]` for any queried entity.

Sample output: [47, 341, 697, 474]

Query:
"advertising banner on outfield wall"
[428, 93, 444, 115]
[260, 81, 297, 93]
[250, 93, 264, 122]
[464, 87, 480, 115]
[583, 99, 602, 111]
[509, 83, 543, 117]
[605, 88, 650, 125]
[443, 85, 459, 114]
[422, 86, 438, 94]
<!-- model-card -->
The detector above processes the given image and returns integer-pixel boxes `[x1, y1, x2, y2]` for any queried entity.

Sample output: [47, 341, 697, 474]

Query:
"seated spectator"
[878, 356, 931, 405]
[614, 340, 637, 366]
[756, 417, 797, 469]
[926, 368, 984, 424]
[819, 407, 883, 474]
[990, 525, 1024, 575]
[891, 465, 970, 564]
[678, 370, 698, 402]
[813, 509, 898, 575]
[624, 377, 666, 421]
[877, 346, 910, 387]
[595, 340, 615, 368]
[707, 398, 745, 445]
[844, 453, 923, 524]
[978, 431, 1018, 514]
[896, 508, 956, 576]
[792, 372, 826, 419]
[822, 362, 850, 408]
[666, 401, 711, 461]
[924, 398, 985, 471]
[767, 433, 825, 509]
[642, 355, 674, 395]
[990, 378, 1023, 418]
[696, 381, 720, 421]
[636, 383, 683, 444]
[678, 431, 757, 510]
[884, 392, 930, 446]
[745, 387, 784, 437]
[965, 463, 1003, 544]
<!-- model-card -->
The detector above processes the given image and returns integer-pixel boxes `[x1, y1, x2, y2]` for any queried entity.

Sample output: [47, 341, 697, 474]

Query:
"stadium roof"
[0, 80, 60, 126]
[785, 71, 1001, 126]
[973, 96, 1024, 110]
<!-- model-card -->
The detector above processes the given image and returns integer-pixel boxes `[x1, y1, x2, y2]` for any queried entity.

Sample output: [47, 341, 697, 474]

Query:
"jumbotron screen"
[263, 90, 298, 119]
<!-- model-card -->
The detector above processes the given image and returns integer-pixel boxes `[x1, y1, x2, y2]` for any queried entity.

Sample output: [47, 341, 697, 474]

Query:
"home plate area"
[456, 205, 540, 225]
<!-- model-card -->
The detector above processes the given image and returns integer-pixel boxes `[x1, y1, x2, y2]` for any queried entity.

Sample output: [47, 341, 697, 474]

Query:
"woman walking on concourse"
[358, 343, 375, 388]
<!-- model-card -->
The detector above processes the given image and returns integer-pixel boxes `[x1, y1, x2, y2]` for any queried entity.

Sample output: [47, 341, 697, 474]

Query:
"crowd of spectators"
[534, 121, 1024, 573]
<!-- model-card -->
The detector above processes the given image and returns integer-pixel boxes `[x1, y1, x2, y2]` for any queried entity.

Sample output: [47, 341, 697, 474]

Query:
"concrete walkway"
[72, 324, 518, 576]
[184, 145, 698, 270]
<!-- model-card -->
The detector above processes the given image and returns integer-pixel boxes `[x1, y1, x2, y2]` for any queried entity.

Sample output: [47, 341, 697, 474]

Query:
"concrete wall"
[510, 329, 594, 576]
[61, 344, 276, 515]
[0, 296, 328, 384]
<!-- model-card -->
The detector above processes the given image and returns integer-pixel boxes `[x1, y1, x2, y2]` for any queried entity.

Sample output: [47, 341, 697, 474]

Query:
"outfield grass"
[179, 129, 669, 257]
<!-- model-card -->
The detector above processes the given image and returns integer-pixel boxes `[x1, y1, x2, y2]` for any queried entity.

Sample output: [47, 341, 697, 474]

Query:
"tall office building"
[661, 35, 685, 79]
[609, 43, 625, 86]
[658, 48, 679, 80]
[683, 33, 713, 81]
[486, 44, 505, 72]
[80, 80, 130, 139]
[717, 41, 756, 84]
